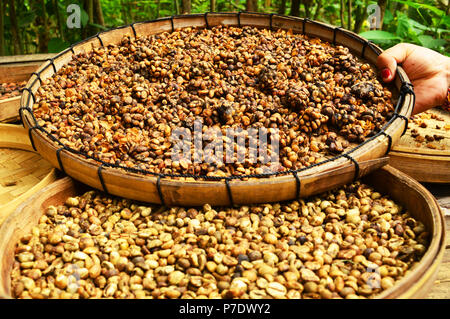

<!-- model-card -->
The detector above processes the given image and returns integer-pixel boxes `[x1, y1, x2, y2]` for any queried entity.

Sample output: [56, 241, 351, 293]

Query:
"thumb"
[376, 43, 410, 82]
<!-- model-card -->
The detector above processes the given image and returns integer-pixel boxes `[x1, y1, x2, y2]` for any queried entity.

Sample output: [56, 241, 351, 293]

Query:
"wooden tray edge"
[0, 166, 445, 299]
[365, 166, 446, 298]
[388, 151, 450, 184]
[0, 96, 21, 123]
[0, 123, 59, 225]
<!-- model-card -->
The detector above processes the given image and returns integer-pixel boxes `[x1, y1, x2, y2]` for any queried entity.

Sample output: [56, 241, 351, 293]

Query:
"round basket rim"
[19, 12, 415, 205]
[0, 166, 445, 298]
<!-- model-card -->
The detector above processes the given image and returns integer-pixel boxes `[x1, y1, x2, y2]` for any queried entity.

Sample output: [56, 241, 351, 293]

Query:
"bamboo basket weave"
[19, 12, 415, 206]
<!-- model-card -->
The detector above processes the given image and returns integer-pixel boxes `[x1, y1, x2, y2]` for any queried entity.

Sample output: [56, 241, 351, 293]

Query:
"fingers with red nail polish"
[376, 44, 409, 83]
[381, 68, 392, 82]
[376, 43, 450, 114]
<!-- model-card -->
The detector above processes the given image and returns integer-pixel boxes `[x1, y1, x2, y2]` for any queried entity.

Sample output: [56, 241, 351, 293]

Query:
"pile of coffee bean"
[33, 26, 394, 177]
[11, 181, 427, 299]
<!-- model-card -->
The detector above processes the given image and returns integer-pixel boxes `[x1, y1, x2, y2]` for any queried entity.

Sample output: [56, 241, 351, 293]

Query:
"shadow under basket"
[20, 12, 415, 206]
[0, 165, 445, 299]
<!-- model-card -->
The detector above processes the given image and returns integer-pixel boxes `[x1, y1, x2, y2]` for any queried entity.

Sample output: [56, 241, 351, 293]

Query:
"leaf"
[159, 9, 173, 16]
[441, 15, 450, 31]
[359, 30, 401, 41]
[393, 0, 445, 17]
[89, 23, 108, 30]
[383, 10, 394, 25]
[396, 14, 412, 39]
[418, 35, 447, 50]
[19, 11, 36, 28]
[324, 4, 339, 13]
[105, 17, 125, 27]
[81, 9, 89, 28]
[407, 18, 431, 32]
[48, 38, 70, 53]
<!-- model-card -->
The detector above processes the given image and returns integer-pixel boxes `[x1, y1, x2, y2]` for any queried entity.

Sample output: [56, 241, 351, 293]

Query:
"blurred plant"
[359, 0, 449, 55]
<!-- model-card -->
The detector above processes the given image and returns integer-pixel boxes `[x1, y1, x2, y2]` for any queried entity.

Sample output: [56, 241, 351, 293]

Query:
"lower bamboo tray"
[390, 108, 450, 183]
[0, 165, 444, 299]
[0, 124, 57, 225]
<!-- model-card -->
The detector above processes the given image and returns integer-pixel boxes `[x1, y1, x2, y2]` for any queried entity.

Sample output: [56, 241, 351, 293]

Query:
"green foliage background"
[1, 0, 448, 56]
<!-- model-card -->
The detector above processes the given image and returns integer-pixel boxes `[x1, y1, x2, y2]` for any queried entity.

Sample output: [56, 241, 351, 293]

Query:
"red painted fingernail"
[381, 68, 391, 80]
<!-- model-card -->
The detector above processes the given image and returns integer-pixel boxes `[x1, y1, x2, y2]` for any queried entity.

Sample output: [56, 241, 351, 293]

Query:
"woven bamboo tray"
[0, 124, 57, 225]
[0, 54, 55, 123]
[0, 165, 445, 299]
[20, 12, 415, 206]
[389, 108, 450, 183]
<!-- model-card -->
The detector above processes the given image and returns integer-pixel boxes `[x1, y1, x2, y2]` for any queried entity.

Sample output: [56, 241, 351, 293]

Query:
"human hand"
[377, 43, 450, 115]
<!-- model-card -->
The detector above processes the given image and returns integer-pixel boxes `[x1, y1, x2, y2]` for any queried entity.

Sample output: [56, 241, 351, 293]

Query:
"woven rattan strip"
[380, 131, 393, 155]
[292, 171, 301, 200]
[97, 164, 109, 195]
[225, 178, 234, 206]
[27, 126, 38, 152]
[156, 175, 166, 206]
[30, 72, 42, 85]
[342, 154, 360, 182]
